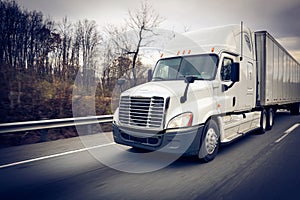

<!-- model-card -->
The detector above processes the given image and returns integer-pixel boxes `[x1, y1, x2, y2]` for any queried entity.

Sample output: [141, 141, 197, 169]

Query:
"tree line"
[0, 0, 164, 123]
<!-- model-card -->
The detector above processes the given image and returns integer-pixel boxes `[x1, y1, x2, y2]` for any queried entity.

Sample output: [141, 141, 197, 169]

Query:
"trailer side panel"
[255, 31, 300, 106]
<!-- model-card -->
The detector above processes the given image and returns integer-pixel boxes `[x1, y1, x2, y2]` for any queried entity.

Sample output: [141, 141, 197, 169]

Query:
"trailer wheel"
[259, 109, 267, 134]
[290, 103, 300, 115]
[266, 108, 274, 130]
[198, 120, 220, 162]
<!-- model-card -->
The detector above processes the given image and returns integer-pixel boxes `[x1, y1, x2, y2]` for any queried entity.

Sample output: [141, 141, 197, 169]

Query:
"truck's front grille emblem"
[119, 96, 165, 128]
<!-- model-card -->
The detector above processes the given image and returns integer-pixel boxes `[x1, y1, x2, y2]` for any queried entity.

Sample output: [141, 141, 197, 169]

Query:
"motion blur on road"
[0, 110, 299, 199]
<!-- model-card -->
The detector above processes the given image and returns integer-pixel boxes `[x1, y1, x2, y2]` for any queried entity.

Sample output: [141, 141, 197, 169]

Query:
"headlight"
[167, 112, 193, 129]
[113, 107, 119, 124]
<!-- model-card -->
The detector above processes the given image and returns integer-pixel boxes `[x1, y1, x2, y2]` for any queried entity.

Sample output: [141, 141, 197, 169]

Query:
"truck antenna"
[240, 21, 243, 61]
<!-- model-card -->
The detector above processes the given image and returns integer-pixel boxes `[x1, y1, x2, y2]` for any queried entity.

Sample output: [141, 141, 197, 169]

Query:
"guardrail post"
[40, 117, 48, 142]
[40, 129, 48, 142]
[88, 124, 92, 134]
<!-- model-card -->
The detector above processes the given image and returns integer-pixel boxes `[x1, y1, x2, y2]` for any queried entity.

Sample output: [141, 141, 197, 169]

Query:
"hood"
[121, 80, 211, 100]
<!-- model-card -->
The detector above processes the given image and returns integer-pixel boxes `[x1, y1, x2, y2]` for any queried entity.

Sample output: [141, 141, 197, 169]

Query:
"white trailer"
[256, 31, 300, 113]
[112, 24, 300, 162]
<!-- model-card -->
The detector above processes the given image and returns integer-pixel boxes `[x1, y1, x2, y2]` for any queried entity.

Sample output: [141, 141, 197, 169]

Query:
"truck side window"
[221, 57, 233, 81]
[244, 34, 252, 52]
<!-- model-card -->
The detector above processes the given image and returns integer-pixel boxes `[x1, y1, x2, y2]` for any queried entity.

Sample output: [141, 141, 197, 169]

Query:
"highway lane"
[0, 111, 299, 199]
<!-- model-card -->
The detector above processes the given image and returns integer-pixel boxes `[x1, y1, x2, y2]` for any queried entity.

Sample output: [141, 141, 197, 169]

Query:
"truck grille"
[119, 96, 165, 128]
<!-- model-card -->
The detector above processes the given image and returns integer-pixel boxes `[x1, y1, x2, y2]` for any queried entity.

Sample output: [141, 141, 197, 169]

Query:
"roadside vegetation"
[0, 0, 165, 146]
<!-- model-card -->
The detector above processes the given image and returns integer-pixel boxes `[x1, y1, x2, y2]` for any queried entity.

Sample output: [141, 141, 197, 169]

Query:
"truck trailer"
[112, 24, 300, 162]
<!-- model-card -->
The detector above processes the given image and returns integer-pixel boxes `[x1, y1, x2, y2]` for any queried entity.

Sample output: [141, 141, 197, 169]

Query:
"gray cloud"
[19, 0, 300, 60]
[274, 2, 300, 37]
[19, 0, 300, 33]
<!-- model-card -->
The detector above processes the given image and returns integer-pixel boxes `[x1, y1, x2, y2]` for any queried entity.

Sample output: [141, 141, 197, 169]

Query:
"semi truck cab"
[112, 24, 300, 162]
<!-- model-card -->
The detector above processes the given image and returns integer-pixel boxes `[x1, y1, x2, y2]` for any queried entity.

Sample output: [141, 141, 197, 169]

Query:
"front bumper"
[112, 124, 204, 156]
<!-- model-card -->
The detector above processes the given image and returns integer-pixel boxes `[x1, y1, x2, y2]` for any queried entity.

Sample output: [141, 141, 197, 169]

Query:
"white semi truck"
[112, 24, 300, 162]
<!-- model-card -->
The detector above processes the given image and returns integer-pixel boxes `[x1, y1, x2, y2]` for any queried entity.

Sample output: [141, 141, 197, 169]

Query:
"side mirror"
[148, 69, 153, 82]
[185, 76, 197, 84]
[117, 78, 125, 92]
[181, 76, 196, 103]
[222, 63, 240, 92]
[231, 62, 240, 82]
[117, 79, 125, 86]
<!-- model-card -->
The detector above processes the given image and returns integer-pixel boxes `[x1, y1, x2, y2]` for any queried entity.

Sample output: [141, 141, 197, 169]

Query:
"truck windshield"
[152, 54, 219, 81]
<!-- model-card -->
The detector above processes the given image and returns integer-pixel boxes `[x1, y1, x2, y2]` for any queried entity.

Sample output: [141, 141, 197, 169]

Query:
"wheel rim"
[262, 112, 267, 130]
[205, 128, 218, 155]
[269, 110, 273, 126]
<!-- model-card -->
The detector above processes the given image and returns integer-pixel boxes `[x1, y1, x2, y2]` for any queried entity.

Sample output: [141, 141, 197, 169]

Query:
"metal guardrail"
[0, 115, 113, 134]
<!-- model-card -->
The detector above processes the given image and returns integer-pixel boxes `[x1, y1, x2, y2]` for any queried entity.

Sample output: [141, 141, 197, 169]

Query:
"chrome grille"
[119, 96, 165, 128]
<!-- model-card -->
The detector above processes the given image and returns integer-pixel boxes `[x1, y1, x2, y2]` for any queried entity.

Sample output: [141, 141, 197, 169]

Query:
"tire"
[198, 120, 220, 162]
[259, 109, 267, 134]
[131, 147, 152, 153]
[266, 108, 275, 130]
[290, 103, 300, 115]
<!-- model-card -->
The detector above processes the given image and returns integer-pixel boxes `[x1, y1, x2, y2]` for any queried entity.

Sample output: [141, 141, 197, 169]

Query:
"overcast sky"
[18, 0, 300, 60]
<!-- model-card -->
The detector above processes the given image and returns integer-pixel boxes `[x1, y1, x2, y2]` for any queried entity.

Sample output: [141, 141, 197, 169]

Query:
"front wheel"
[198, 120, 220, 162]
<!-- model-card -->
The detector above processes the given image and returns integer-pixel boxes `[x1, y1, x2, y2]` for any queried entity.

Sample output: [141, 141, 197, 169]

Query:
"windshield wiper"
[152, 77, 165, 80]
[178, 75, 204, 80]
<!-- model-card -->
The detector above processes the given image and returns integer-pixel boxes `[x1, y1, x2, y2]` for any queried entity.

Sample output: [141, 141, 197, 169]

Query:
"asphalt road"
[0, 111, 300, 200]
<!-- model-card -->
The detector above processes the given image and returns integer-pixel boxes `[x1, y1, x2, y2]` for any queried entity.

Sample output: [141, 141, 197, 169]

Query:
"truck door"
[219, 54, 239, 113]
[220, 53, 255, 112]
[246, 62, 255, 108]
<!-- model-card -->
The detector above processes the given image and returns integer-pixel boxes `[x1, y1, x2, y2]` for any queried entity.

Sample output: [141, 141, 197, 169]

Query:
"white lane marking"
[0, 142, 115, 169]
[275, 123, 300, 143]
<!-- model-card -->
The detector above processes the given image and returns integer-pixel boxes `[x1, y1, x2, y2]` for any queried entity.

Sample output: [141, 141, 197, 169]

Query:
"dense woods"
[0, 0, 164, 121]
[0, 0, 165, 145]
[0, 0, 98, 123]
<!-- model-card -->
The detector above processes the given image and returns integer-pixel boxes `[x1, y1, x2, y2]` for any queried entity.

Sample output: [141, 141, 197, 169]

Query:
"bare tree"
[103, 0, 164, 87]
[76, 19, 102, 93]
[127, 1, 164, 85]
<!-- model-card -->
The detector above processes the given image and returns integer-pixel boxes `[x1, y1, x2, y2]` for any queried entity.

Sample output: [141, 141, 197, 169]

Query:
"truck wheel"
[259, 109, 267, 134]
[290, 103, 300, 115]
[198, 120, 220, 162]
[266, 108, 274, 130]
